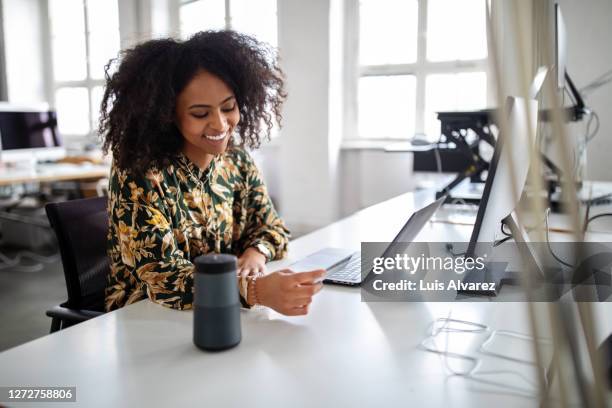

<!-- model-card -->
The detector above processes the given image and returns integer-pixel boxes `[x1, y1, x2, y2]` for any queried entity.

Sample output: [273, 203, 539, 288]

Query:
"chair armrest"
[46, 305, 104, 325]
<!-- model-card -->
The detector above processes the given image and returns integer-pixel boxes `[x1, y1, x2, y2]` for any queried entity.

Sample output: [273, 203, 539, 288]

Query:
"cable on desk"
[495, 209, 551, 248]
[479, 329, 552, 365]
[0, 251, 42, 272]
[580, 67, 612, 96]
[586, 192, 612, 207]
[585, 110, 600, 143]
[584, 212, 612, 229]
[420, 315, 544, 399]
[420, 315, 488, 376]
[493, 222, 513, 247]
[0, 249, 60, 273]
[544, 208, 574, 268]
[501, 222, 512, 237]
[429, 132, 446, 174]
[575, 110, 599, 174]
[433, 144, 443, 174]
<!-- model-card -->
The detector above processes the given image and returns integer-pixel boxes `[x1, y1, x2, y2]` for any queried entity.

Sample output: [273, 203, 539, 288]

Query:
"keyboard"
[288, 248, 374, 286]
[326, 253, 361, 282]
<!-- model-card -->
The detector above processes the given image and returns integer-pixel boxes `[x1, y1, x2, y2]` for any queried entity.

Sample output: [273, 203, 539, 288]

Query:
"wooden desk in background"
[0, 162, 110, 187]
[0, 162, 111, 230]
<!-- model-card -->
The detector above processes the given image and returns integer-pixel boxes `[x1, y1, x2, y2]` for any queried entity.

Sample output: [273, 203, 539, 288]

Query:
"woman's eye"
[190, 104, 235, 118]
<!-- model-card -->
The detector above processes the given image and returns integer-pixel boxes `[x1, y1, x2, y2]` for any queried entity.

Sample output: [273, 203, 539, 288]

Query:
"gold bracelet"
[248, 275, 260, 306]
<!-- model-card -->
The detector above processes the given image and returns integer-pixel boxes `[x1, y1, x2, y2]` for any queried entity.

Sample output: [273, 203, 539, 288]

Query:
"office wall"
[276, 0, 344, 232]
[1, 0, 46, 103]
[339, 149, 415, 217]
[258, 145, 416, 226]
[557, 0, 612, 181]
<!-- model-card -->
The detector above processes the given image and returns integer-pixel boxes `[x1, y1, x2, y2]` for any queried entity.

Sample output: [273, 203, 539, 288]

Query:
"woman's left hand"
[238, 247, 267, 278]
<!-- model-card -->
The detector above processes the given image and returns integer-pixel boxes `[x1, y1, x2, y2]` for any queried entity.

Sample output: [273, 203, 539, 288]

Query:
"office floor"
[0, 248, 65, 353]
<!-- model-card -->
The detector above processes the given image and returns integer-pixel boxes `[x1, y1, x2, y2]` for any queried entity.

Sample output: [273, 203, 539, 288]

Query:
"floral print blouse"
[105, 148, 290, 311]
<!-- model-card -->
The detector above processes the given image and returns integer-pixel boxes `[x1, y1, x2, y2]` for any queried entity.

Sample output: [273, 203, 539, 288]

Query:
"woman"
[100, 31, 324, 316]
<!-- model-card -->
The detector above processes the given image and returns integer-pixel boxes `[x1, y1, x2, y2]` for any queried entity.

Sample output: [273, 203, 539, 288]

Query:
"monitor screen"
[0, 110, 62, 151]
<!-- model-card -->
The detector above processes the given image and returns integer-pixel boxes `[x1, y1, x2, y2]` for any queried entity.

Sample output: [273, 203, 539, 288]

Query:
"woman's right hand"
[254, 269, 325, 316]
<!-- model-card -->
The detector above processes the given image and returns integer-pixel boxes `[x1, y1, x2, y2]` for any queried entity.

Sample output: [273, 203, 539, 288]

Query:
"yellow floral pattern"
[105, 148, 290, 311]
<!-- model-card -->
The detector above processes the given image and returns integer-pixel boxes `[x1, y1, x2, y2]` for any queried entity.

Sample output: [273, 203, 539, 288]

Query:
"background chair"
[45, 197, 108, 332]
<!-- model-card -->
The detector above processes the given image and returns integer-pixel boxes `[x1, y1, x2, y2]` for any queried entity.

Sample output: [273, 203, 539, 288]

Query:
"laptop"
[289, 196, 446, 286]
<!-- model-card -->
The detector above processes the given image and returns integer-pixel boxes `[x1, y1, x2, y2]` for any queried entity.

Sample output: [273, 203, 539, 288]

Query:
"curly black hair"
[98, 30, 286, 173]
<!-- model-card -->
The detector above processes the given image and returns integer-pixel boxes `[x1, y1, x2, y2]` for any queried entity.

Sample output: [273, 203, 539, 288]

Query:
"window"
[359, 0, 418, 66]
[355, 0, 488, 140]
[359, 75, 417, 140]
[424, 72, 487, 139]
[180, 0, 226, 36]
[179, 0, 278, 47]
[48, 0, 120, 138]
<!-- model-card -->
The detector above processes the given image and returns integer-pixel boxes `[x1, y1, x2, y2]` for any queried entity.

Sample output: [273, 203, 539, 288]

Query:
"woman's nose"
[209, 110, 228, 132]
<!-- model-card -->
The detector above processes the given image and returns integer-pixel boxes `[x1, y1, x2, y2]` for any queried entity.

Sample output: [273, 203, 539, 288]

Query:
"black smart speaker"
[193, 254, 241, 351]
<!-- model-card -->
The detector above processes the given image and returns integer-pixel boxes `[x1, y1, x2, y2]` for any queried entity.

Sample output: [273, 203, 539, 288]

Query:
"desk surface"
[1, 190, 611, 407]
[0, 162, 110, 186]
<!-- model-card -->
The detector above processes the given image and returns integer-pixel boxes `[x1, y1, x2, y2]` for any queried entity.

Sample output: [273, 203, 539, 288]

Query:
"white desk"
[0, 162, 110, 186]
[0, 190, 610, 407]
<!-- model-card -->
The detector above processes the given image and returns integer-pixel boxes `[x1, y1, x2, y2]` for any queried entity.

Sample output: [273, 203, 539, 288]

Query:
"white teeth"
[204, 133, 226, 141]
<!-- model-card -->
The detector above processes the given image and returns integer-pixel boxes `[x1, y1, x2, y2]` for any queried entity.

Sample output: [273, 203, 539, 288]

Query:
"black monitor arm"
[565, 71, 587, 121]
[540, 71, 587, 122]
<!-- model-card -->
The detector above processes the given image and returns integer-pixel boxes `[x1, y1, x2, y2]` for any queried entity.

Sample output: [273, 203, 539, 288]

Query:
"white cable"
[0, 249, 60, 273]
[420, 316, 546, 399]
[433, 145, 442, 174]
[579, 67, 612, 96]
[574, 110, 599, 175]
[545, 208, 574, 268]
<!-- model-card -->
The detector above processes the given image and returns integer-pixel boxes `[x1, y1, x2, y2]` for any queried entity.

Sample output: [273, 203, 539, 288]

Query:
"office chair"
[45, 197, 109, 332]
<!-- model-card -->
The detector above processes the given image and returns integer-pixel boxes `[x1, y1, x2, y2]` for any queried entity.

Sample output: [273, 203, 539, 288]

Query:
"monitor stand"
[458, 263, 521, 296]
[458, 211, 545, 297]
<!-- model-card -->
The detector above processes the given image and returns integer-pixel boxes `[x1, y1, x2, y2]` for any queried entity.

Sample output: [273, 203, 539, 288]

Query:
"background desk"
[0, 190, 610, 407]
[0, 162, 111, 243]
[0, 162, 110, 186]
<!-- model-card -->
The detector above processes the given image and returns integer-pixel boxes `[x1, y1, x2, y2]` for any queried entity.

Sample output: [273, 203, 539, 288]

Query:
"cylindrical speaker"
[193, 254, 241, 351]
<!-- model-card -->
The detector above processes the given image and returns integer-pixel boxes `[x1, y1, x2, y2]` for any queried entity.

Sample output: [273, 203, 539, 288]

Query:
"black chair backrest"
[45, 197, 108, 312]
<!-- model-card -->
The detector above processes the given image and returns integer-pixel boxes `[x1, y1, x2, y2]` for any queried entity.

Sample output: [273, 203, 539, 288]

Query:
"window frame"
[178, 0, 277, 42]
[346, 0, 491, 141]
[179, 0, 231, 34]
[43, 0, 119, 140]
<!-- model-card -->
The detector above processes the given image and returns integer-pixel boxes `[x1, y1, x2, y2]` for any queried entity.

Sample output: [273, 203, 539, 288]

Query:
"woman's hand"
[253, 269, 325, 316]
[238, 247, 267, 278]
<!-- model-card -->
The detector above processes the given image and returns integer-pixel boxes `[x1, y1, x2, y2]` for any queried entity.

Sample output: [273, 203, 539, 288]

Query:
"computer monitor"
[553, 4, 585, 121]
[467, 96, 538, 255]
[530, 66, 549, 100]
[0, 103, 65, 164]
[461, 96, 539, 294]
[555, 3, 566, 90]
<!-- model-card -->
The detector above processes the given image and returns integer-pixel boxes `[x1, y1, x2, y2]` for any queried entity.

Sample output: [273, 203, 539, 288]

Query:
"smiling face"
[175, 70, 241, 169]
